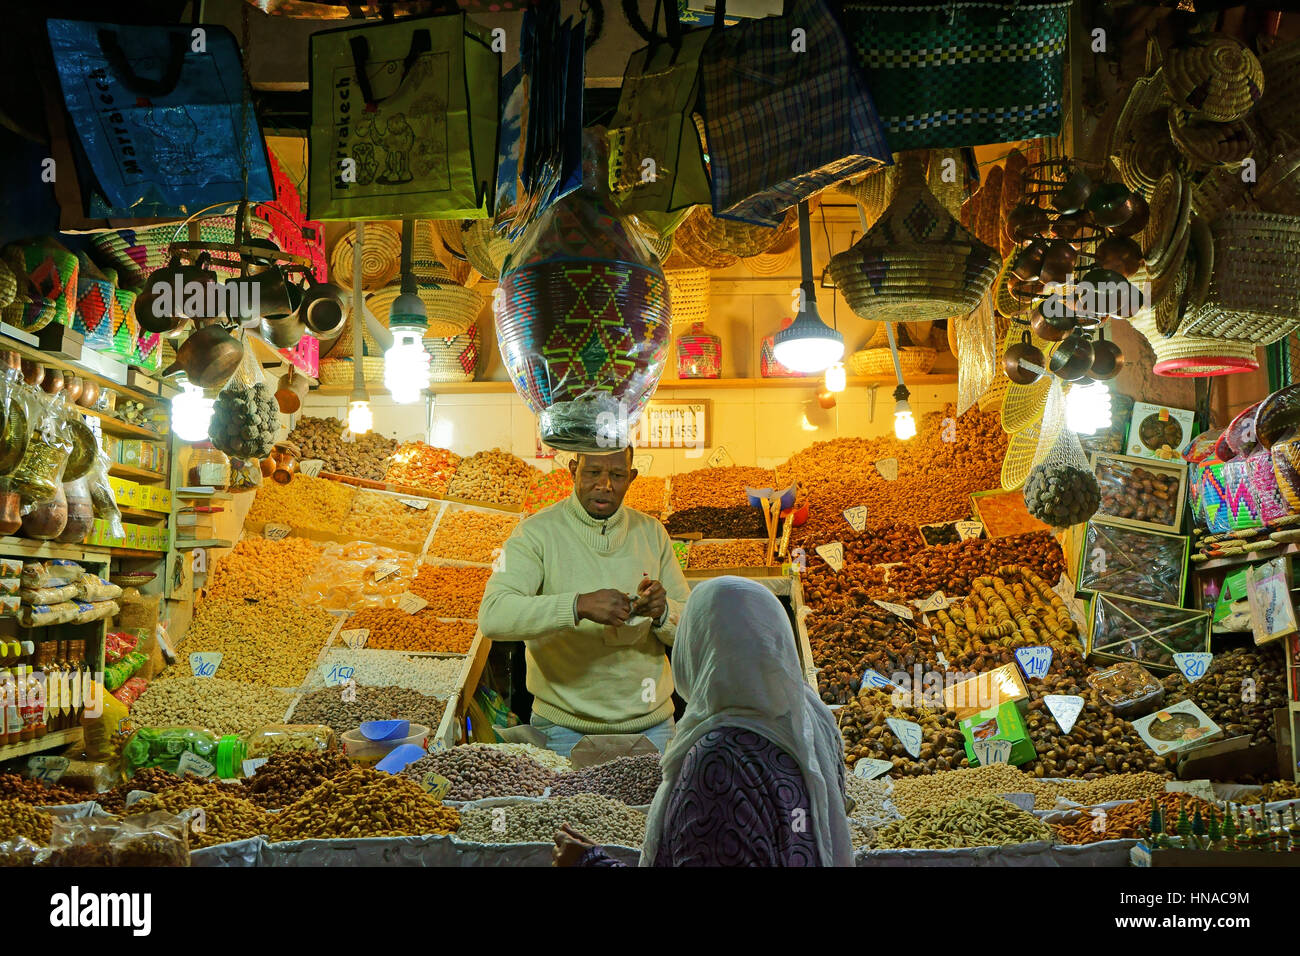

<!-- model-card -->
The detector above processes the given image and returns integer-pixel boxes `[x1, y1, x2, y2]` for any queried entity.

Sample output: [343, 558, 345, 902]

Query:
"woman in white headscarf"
[553, 575, 854, 867]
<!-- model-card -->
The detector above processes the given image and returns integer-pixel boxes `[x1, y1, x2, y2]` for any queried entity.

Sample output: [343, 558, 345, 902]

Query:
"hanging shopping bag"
[45, 20, 274, 218]
[607, 0, 712, 218]
[838, 0, 1071, 151]
[308, 13, 500, 221]
[698, 0, 891, 227]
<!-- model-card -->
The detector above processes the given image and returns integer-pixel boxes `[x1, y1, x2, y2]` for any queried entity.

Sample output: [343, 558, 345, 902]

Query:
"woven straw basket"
[673, 204, 798, 268]
[426, 323, 479, 383]
[330, 224, 402, 291]
[849, 347, 936, 377]
[90, 216, 273, 288]
[366, 273, 484, 340]
[664, 266, 710, 330]
[863, 321, 933, 350]
[1165, 33, 1265, 123]
[1168, 107, 1254, 169]
[1259, 39, 1300, 141]
[1256, 136, 1300, 215]
[320, 355, 387, 386]
[415, 220, 472, 285]
[830, 151, 1000, 323]
[1178, 211, 1300, 344]
[460, 220, 511, 281]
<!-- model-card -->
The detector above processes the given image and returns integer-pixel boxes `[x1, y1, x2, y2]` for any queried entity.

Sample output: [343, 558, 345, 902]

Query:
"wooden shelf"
[175, 488, 233, 501]
[0, 727, 84, 763]
[311, 374, 958, 397]
[109, 463, 167, 483]
[0, 538, 112, 563]
[78, 406, 164, 440]
[1193, 542, 1300, 572]
[119, 507, 168, 522]
[110, 547, 166, 559]
[0, 331, 165, 405]
[173, 539, 233, 551]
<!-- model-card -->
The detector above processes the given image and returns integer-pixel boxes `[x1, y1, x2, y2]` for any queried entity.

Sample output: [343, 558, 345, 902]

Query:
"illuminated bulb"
[824, 362, 846, 393]
[384, 327, 431, 405]
[1066, 380, 1112, 435]
[894, 400, 917, 441]
[170, 380, 215, 442]
[347, 399, 373, 436]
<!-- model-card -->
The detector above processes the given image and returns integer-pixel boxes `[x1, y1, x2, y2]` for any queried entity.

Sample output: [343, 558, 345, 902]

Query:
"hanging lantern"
[495, 129, 672, 451]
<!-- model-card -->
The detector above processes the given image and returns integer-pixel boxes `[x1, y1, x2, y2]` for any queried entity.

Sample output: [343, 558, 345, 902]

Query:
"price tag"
[861, 669, 904, 693]
[263, 523, 292, 541]
[633, 454, 653, 473]
[320, 662, 356, 688]
[28, 755, 69, 786]
[1174, 652, 1213, 683]
[842, 505, 868, 533]
[973, 739, 1013, 765]
[242, 758, 269, 777]
[815, 542, 844, 572]
[420, 772, 452, 799]
[707, 446, 734, 469]
[1015, 646, 1053, 680]
[886, 718, 923, 758]
[299, 459, 326, 478]
[852, 759, 893, 780]
[914, 591, 949, 613]
[124, 790, 153, 807]
[340, 628, 369, 650]
[1165, 780, 1218, 802]
[873, 599, 914, 620]
[373, 563, 401, 583]
[189, 652, 222, 678]
[400, 498, 430, 510]
[176, 751, 216, 779]
[398, 592, 429, 614]
[955, 520, 983, 541]
[1000, 792, 1036, 812]
[1044, 694, 1085, 734]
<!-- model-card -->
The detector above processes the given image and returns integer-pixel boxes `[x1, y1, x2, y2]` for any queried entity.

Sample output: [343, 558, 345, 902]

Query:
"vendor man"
[479, 447, 689, 756]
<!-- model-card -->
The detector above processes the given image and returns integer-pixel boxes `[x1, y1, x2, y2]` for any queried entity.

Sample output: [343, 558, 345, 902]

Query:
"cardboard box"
[118, 440, 143, 468]
[1090, 452, 1188, 534]
[1131, 700, 1223, 756]
[943, 663, 1030, 721]
[176, 511, 217, 538]
[1128, 402, 1197, 461]
[110, 477, 140, 509]
[959, 700, 1037, 767]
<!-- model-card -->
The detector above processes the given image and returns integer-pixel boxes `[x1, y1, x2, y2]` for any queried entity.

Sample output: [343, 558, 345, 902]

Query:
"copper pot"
[77, 379, 100, 408]
[1011, 240, 1049, 281]
[1088, 336, 1125, 381]
[41, 367, 64, 395]
[1108, 194, 1150, 237]
[1049, 332, 1095, 381]
[275, 368, 311, 415]
[259, 456, 276, 478]
[0, 491, 19, 535]
[1087, 183, 1139, 228]
[1005, 203, 1051, 241]
[62, 374, 83, 406]
[1053, 171, 1095, 214]
[1031, 298, 1075, 341]
[1039, 239, 1079, 284]
[1003, 333, 1046, 385]
[162, 324, 244, 389]
[1094, 236, 1145, 277]
[269, 440, 301, 484]
[20, 359, 43, 387]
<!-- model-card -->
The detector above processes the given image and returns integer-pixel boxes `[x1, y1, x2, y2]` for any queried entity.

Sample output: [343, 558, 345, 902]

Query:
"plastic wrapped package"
[76, 576, 122, 603]
[1087, 593, 1211, 672]
[298, 541, 419, 612]
[45, 812, 189, 867]
[83, 683, 129, 761]
[10, 391, 74, 509]
[0, 558, 20, 577]
[0, 578, 17, 596]
[0, 837, 44, 867]
[0, 368, 34, 480]
[228, 457, 263, 493]
[1077, 521, 1187, 605]
[85, 450, 124, 540]
[58, 476, 95, 544]
[19, 584, 77, 605]
[495, 130, 671, 452]
[18, 601, 78, 627]
[56, 758, 120, 794]
[22, 559, 83, 588]
[74, 599, 118, 625]
[1093, 456, 1184, 530]
[1086, 662, 1165, 718]
[60, 411, 96, 483]
[103, 650, 146, 690]
[122, 726, 246, 780]
[244, 724, 337, 759]
[20, 481, 67, 539]
[110, 676, 149, 709]
[104, 631, 139, 664]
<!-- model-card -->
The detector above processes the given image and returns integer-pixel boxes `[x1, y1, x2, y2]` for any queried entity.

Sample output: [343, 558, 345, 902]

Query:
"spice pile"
[410, 565, 491, 618]
[401, 747, 557, 800]
[624, 475, 666, 515]
[245, 474, 357, 534]
[687, 540, 768, 569]
[178, 598, 334, 687]
[338, 491, 440, 552]
[446, 449, 539, 506]
[384, 442, 462, 497]
[428, 510, 520, 563]
[456, 794, 647, 846]
[289, 685, 448, 735]
[287, 416, 397, 481]
[665, 505, 766, 538]
[341, 608, 476, 653]
[96, 769, 195, 815]
[310, 649, 464, 697]
[205, 536, 322, 601]
[267, 768, 459, 841]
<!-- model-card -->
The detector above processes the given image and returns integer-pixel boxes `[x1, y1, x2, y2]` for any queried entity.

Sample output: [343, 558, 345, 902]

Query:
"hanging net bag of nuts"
[1023, 382, 1100, 527]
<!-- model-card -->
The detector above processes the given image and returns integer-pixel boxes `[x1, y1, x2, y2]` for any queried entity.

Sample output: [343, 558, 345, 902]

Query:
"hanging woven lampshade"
[495, 130, 672, 451]
[829, 151, 1000, 323]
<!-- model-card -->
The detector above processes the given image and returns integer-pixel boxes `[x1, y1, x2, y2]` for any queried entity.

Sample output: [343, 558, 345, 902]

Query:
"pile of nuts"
[874, 794, 1054, 849]
[245, 474, 357, 534]
[428, 510, 520, 563]
[687, 540, 768, 569]
[267, 768, 460, 841]
[0, 773, 81, 806]
[384, 441, 462, 497]
[125, 783, 269, 849]
[469, 742, 572, 773]
[338, 491, 440, 552]
[624, 475, 667, 515]
[241, 750, 353, 809]
[0, 799, 54, 845]
[845, 774, 902, 834]
[309, 649, 464, 697]
[1163, 645, 1287, 746]
[289, 685, 448, 735]
[1053, 792, 1220, 845]
[410, 565, 492, 618]
[299, 542, 419, 612]
[665, 505, 766, 538]
[456, 793, 647, 846]
[446, 449, 539, 506]
[129, 676, 293, 736]
[889, 763, 1165, 813]
[179, 598, 335, 687]
[342, 608, 476, 653]
[205, 536, 322, 601]
[549, 754, 663, 805]
[287, 416, 397, 481]
[669, 466, 776, 510]
[96, 768, 194, 815]
[401, 747, 557, 800]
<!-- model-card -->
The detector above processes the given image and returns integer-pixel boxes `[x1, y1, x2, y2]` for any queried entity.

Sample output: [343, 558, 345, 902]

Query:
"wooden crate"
[683, 538, 780, 577]
[969, 488, 1050, 538]
[1090, 452, 1187, 534]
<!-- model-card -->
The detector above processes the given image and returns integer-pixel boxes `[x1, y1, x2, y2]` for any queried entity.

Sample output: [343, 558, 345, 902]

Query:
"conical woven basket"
[426, 323, 479, 383]
[863, 321, 933, 349]
[835, 165, 896, 225]
[928, 148, 967, 220]
[1165, 33, 1265, 123]
[664, 267, 710, 330]
[460, 220, 511, 281]
[999, 149, 1028, 258]
[743, 227, 798, 276]
[673, 204, 799, 268]
[415, 220, 472, 285]
[330, 224, 402, 291]
[849, 347, 936, 377]
[830, 151, 1000, 324]
[1168, 107, 1254, 169]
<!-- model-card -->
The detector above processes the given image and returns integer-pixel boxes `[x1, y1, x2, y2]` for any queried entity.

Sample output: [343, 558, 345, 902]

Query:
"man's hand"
[633, 577, 667, 623]
[552, 824, 598, 867]
[576, 588, 632, 626]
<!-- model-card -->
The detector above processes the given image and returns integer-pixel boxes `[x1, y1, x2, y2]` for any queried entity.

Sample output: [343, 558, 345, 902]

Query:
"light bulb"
[773, 329, 844, 373]
[171, 381, 215, 442]
[824, 362, 847, 393]
[348, 400, 373, 436]
[894, 401, 917, 441]
[384, 328, 431, 405]
[1066, 380, 1112, 435]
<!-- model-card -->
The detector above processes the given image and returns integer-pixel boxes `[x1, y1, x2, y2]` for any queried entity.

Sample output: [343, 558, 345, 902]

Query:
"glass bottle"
[186, 442, 231, 490]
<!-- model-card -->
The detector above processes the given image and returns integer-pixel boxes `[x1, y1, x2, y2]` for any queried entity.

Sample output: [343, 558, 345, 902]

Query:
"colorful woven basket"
[426, 323, 479, 384]
[90, 216, 273, 288]
[73, 265, 117, 350]
[677, 322, 721, 379]
[664, 266, 710, 330]
[761, 320, 809, 378]
[1165, 33, 1264, 123]
[829, 151, 1000, 323]
[4, 238, 78, 329]
[849, 346, 937, 377]
[368, 271, 484, 339]
[330, 224, 402, 292]
[0, 260, 15, 309]
[133, 329, 162, 373]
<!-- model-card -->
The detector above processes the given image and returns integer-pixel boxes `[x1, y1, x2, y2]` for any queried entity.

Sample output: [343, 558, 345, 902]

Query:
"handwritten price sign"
[842, 506, 868, 533]
[1173, 652, 1213, 683]
[321, 663, 356, 688]
[189, 652, 222, 678]
[1015, 646, 1053, 680]
[973, 739, 1013, 765]
[299, 459, 326, 478]
[815, 542, 844, 572]
[340, 629, 369, 650]
[263, 524, 292, 541]
[852, 759, 893, 780]
[1044, 694, 1085, 734]
[886, 718, 923, 758]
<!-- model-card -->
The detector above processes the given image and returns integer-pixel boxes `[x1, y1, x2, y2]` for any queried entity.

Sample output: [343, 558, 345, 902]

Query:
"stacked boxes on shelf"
[101, 436, 168, 474]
